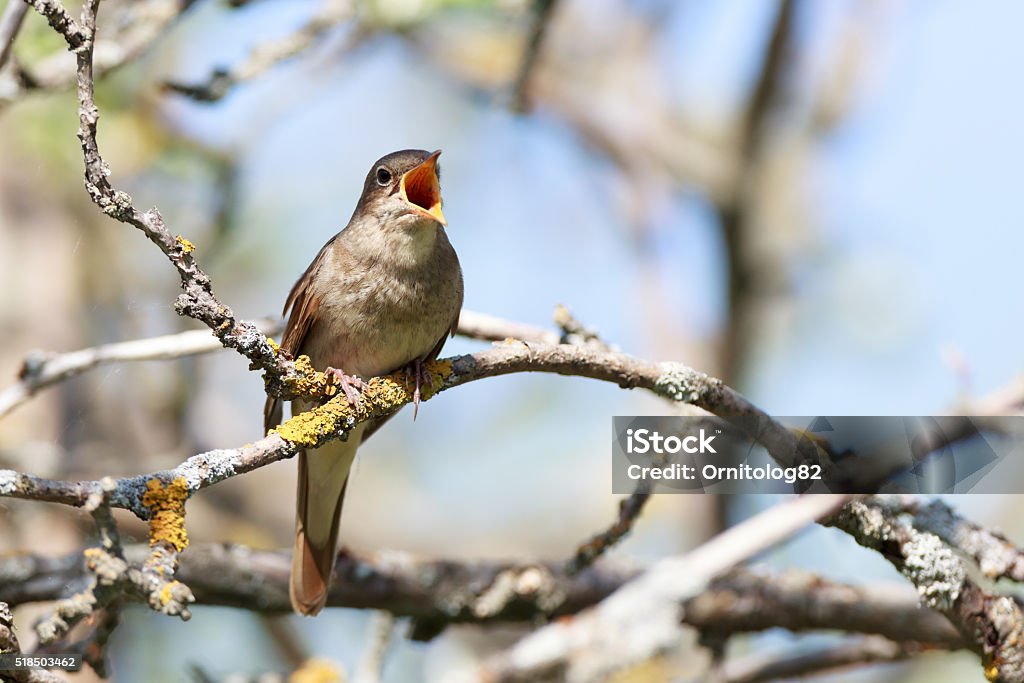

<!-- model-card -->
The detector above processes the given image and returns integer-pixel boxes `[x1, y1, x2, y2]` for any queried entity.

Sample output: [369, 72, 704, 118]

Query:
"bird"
[264, 149, 464, 615]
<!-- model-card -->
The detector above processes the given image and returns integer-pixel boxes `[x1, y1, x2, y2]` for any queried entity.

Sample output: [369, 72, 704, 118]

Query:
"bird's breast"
[301, 244, 461, 378]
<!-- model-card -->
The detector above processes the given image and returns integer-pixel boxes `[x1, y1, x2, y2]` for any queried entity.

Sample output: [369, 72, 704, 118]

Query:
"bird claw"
[404, 359, 433, 420]
[324, 367, 367, 406]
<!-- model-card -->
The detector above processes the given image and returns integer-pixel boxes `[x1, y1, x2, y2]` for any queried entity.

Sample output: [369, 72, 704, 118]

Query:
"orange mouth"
[399, 150, 446, 226]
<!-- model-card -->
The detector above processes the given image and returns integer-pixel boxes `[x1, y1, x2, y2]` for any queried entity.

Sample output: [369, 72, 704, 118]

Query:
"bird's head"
[356, 149, 447, 232]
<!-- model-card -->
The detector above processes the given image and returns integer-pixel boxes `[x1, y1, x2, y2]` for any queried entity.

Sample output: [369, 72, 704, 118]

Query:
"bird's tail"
[290, 423, 364, 615]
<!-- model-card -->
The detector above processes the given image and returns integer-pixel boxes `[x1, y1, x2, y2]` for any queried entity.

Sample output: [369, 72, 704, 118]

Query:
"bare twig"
[687, 569, 963, 648]
[0, 318, 283, 419]
[474, 494, 854, 682]
[565, 485, 651, 575]
[722, 636, 930, 683]
[718, 0, 796, 384]
[20, 0, 324, 410]
[509, 0, 559, 113]
[0, 0, 29, 70]
[552, 304, 609, 349]
[163, 0, 355, 102]
[2, 0, 180, 109]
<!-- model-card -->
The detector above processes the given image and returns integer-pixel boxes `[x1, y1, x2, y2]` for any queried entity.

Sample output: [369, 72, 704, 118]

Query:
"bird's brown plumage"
[264, 150, 463, 615]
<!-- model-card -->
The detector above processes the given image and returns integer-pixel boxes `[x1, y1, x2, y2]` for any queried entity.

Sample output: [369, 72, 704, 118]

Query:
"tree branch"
[3, 542, 965, 651]
[0, 602, 67, 682]
[0, 319, 282, 418]
[509, 0, 559, 113]
[0, 341, 819, 517]
[0, 0, 29, 70]
[0, 308, 575, 420]
[721, 636, 932, 683]
[827, 498, 1024, 682]
[473, 494, 853, 682]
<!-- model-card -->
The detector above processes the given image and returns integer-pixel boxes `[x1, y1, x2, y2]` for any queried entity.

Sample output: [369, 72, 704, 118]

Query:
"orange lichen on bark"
[142, 478, 190, 551]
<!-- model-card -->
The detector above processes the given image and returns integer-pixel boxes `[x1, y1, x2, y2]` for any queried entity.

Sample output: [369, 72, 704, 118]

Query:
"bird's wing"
[263, 236, 335, 435]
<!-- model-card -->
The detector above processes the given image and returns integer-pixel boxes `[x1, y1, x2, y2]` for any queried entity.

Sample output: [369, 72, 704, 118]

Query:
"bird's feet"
[324, 367, 368, 406]
[403, 358, 433, 420]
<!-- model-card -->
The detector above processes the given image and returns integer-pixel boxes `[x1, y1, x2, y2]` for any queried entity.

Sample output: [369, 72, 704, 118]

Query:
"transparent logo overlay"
[611, 416, 1024, 494]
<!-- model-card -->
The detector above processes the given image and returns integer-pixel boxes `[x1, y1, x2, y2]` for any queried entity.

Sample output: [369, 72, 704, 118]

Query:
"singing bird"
[264, 150, 464, 615]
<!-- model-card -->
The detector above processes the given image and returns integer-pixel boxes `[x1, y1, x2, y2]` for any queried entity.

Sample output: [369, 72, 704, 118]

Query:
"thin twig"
[163, 0, 355, 102]
[509, 0, 559, 113]
[565, 485, 651, 575]
[0, 318, 283, 419]
[0, 0, 29, 70]
[2, 0, 180, 109]
[722, 636, 928, 683]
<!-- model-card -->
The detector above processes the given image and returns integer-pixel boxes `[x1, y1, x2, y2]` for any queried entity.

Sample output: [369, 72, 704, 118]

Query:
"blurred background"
[1, 0, 1022, 680]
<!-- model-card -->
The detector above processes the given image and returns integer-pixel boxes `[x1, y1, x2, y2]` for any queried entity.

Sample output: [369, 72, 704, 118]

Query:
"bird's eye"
[375, 167, 392, 186]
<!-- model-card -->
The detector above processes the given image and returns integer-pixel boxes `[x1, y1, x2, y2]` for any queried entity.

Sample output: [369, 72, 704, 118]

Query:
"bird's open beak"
[399, 150, 446, 226]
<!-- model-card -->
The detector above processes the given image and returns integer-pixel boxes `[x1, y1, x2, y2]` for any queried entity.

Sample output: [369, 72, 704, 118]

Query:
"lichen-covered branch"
[827, 499, 1024, 682]
[0, 341, 817, 518]
[32, 476, 194, 651]
[4, 542, 965, 648]
[882, 496, 1024, 583]
[0, 602, 68, 682]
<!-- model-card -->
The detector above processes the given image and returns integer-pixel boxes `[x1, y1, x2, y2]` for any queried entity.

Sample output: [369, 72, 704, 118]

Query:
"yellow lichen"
[273, 395, 354, 446]
[83, 547, 103, 567]
[272, 359, 454, 446]
[142, 478, 190, 551]
[288, 658, 345, 683]
[266, 336, 281, 353]
[159, 580, 183, 606]
[175, 235, 196, 254]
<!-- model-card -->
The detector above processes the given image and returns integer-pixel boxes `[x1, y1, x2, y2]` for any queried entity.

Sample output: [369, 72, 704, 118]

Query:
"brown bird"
[264, 149, 464, 615]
